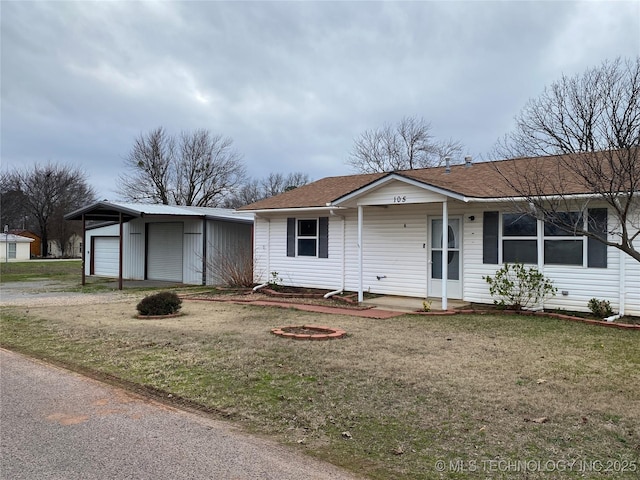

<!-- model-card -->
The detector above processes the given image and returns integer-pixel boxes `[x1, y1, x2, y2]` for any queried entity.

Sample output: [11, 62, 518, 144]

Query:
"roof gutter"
[241, 206, 348, 214]
[466, 192, 603, 203]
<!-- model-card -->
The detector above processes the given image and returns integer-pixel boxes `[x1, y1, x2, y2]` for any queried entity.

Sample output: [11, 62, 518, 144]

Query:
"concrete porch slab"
[361, 296, 470, 312]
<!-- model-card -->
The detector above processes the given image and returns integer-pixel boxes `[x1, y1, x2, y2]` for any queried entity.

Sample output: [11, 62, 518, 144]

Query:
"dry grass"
[1, 297, 639, 479]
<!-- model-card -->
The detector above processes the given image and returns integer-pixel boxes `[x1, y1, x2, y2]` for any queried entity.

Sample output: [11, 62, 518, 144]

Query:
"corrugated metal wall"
[206, 220, 253, 285]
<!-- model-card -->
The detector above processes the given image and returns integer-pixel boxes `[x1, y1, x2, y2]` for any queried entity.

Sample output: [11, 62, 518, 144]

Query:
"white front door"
[428, 217, 462, 299]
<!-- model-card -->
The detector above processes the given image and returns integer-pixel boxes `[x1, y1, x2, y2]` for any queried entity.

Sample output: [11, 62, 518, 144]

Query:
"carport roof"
[65, 201, 254, 224]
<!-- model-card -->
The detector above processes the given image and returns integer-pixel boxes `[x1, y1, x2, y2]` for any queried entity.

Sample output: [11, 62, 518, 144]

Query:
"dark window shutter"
[286, 218, 295, 257]
[318, 217, 329, 258]
[483, 211, 499, 264]
[587, 208, 607, 268]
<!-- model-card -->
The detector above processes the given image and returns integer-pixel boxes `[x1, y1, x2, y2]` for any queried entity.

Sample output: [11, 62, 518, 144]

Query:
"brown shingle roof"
[238, 172, 386, 210]
[239, 151, 632, 210]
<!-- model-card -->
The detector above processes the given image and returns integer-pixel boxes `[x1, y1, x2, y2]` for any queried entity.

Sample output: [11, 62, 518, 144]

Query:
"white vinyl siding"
[253, 201, 639, 315]
[254, 214, 345, 290]
[625, 253, 640, 316]
[465, 206, 623, 313]
[93, 237, 119, 277]
[147, 223, 184, 282]
[358, 205, 428, 297]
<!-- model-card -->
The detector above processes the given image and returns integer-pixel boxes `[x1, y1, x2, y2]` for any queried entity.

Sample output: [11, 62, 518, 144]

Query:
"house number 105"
[393, 195, 407, 203]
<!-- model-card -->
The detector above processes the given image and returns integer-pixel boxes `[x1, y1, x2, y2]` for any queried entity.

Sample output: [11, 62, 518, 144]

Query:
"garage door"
[92, 237, 119, 277]
[147, 223, 183, 282]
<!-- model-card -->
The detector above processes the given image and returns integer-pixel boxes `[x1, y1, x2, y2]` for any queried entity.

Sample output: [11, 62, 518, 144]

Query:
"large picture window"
[483, 209, 608, 268]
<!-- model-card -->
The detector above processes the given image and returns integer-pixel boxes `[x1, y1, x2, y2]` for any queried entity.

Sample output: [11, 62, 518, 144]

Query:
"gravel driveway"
[0, 280, 139, 307]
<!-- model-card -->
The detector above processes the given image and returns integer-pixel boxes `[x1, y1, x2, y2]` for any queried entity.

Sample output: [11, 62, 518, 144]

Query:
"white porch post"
[358, 205, 364, 302]
[441, 199, 448, 310]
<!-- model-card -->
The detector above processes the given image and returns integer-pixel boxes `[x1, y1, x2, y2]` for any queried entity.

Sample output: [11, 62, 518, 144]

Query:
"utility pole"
[4, 224, 8, 263]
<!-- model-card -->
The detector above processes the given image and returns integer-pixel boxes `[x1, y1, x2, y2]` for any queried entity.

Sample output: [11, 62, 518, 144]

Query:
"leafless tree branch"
[347, 116, 464, 173]
[493, 57, 640, 263]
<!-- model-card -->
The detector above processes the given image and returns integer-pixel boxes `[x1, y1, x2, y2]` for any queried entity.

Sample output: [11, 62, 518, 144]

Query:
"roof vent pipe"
[465, 156, 472, 168]
[445, 156, 451, 174]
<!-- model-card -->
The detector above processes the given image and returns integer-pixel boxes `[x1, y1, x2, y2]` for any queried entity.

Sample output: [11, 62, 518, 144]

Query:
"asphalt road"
[0, 349, 360, 480]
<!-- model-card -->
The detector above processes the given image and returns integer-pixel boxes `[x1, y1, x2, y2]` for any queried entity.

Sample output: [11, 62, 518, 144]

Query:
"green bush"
[136, 291, 182, 316]
[588, 298, 614, 318]
[483, 263, 557, 311]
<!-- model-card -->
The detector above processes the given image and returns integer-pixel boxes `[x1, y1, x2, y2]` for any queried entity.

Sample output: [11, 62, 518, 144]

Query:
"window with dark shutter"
[483, 211, 499, 264]
[587, 208, 607, 268]
[318, 217, 329, 258]
[286, 218, 295, 257]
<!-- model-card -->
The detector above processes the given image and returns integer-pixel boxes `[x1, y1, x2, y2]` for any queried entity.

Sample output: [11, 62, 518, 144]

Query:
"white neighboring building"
[65, 201, 254, 286]
[48, 233, 83, 258]
[0, 234, 34, 262]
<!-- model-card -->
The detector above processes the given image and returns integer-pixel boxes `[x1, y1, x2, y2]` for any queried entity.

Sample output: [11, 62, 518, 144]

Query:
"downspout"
[606, 248, 626, 322]
[118, 212, 123, 291]
[537, 216, 544, 310]
[253, 216, 270, 292]
[441, 199, 448, 311]
[358, 205, 364, 302]
[324, 210, 346, 298]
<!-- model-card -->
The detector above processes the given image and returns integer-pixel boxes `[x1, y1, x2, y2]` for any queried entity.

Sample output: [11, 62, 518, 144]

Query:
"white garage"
[91, 237, 119, 277]
[66, 201, 253, 289]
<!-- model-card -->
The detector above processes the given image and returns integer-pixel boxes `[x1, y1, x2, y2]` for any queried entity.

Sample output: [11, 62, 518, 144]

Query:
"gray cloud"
[2, 1, 638, 199]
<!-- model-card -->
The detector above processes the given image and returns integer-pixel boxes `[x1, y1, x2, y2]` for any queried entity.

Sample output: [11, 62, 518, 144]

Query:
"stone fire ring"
[271, 325, 347, 341]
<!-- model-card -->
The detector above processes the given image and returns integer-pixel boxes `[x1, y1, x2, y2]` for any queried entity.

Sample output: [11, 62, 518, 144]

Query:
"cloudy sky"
[1, 1, 639, 200]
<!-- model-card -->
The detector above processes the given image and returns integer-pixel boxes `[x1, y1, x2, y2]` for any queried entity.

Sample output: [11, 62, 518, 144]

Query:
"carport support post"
[201, 218, 207, 285]
[441, 199, 448, 311]
[81, 214, 86, 286]
[118, 212, 123, 291]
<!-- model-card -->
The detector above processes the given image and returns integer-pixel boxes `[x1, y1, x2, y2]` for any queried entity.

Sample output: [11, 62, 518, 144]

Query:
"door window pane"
[431, 220, 442, 248]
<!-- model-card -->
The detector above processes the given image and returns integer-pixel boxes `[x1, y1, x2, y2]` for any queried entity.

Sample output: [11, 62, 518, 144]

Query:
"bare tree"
[2, 163, 95, 257]
[118, 127, 246, 207]
[260, 172, 310, 197]
[347, 116, 464, 173]
[493, 57, 640, 262]
[225, 172, 310, 208]
[119, 127, 174, 204]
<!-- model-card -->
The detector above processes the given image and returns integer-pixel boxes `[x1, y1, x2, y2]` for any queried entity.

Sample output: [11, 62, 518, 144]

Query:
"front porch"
[361, 295, 471, 313]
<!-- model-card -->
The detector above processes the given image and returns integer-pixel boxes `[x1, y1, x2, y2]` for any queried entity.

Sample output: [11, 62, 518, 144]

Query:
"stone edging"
[271, 325, 347, 340]
[135, 312, 184, 320]
[412, 309, 640, 330]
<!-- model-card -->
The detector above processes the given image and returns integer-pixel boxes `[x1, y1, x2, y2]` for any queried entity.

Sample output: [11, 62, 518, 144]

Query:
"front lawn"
[1, 298, 638, 479]
[0, 260, 82, 283]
